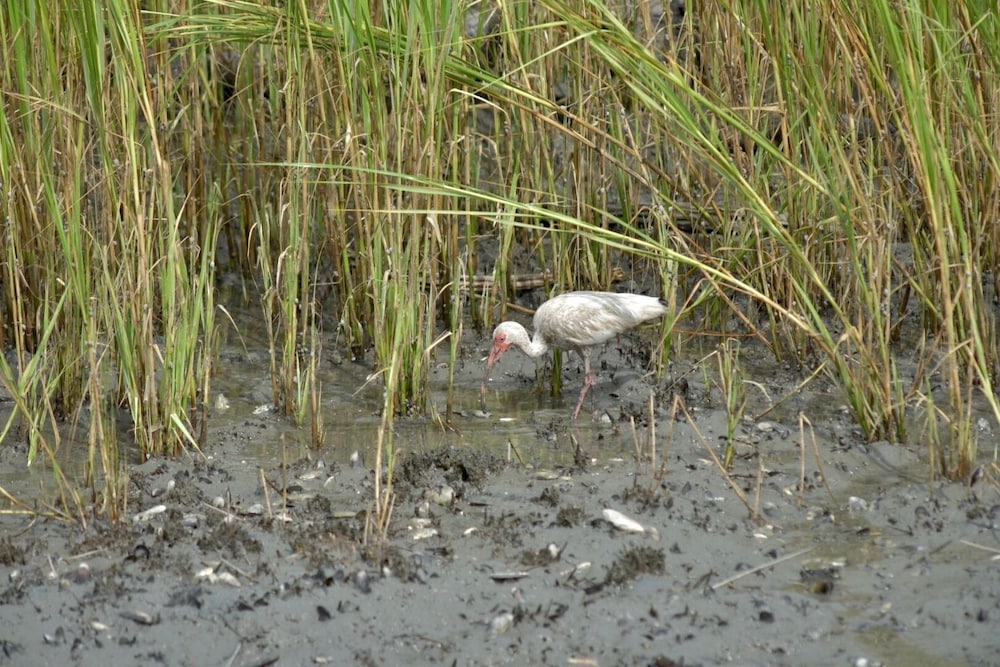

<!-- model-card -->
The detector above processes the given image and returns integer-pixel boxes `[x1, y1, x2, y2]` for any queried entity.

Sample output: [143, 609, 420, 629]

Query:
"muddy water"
[1, 307, 998, 667]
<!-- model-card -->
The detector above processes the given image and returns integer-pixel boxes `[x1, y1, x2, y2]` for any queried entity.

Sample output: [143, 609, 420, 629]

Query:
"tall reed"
[529, 0, 999, 477]
[1, 0, 220, 519]
[3, 0, 997, 527]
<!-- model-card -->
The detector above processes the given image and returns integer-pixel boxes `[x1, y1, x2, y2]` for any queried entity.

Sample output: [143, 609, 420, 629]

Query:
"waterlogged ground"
[1, 311, 999, 667]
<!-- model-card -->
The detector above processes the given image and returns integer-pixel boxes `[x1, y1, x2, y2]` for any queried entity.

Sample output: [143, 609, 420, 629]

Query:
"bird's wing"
[536, 293, 650, 349]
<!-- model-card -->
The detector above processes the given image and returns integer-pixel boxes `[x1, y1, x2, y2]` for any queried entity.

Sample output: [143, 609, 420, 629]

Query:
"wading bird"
[483, 291, 668, 418]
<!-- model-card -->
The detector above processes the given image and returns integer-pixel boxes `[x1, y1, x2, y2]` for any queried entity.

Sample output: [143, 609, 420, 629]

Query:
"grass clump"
[1, 0, 997, 525]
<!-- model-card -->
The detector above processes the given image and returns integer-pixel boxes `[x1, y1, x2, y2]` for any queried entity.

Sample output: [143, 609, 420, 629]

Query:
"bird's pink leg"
[571, 352, 597, 419]
[572, 373, 598, 419]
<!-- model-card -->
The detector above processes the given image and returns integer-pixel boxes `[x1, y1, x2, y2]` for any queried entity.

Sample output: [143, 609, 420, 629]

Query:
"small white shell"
[424, 485, 455, 506]
[150, 479, 175, 498]
[602, 508, 645, 533]
[410, 527, 438, 541]
[407, 517, 434, 530]
[602, 509, 661, 541]
[132, 505, 167, 523]
[195, 567, 242, 587]
[489, 611, 515, 634]
[214, 571, 242, 587]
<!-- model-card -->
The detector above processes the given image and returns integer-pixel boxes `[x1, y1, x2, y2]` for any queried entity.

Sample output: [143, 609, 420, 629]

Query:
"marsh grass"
[1, 0, 997, 525]
[1, 0, 221, 520]
[538, 0, 998, 478]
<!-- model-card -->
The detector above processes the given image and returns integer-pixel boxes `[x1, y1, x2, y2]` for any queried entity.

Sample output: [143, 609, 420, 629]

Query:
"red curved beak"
[486, 340, 510, 370]
[482, 339, 511, 413]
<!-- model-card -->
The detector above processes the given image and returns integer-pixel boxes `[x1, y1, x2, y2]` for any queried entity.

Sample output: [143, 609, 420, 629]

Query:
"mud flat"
[1, 330, 998, 667]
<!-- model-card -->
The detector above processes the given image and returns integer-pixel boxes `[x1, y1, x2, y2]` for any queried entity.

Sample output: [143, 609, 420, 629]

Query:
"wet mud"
[1, 317, 998, 667]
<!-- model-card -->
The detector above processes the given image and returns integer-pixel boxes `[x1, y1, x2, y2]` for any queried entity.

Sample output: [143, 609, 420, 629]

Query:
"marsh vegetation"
[1, 0, 998, 526]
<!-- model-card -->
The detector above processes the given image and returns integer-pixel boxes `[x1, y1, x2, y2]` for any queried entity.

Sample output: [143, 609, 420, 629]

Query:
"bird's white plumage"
[533, 291, 667, 351]
[484, 291, 668, 418]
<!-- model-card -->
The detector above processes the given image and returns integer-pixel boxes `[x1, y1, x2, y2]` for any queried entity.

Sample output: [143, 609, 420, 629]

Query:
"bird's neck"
[521, 332, 549, 358]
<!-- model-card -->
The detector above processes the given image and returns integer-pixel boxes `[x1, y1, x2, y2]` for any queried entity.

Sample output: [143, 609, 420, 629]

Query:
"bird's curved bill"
[481, 345, 505, 412]
[485, 342, 509, 370]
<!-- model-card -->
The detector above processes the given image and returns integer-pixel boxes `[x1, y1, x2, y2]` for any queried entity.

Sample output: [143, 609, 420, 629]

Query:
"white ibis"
[484, 291, 668, 418]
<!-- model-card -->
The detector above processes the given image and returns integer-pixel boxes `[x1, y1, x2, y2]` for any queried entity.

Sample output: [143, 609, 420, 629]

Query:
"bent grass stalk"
[717, 339, 746, 469]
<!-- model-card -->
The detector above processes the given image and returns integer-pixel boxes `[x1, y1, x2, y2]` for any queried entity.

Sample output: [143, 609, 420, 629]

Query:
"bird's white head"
[487, 321, 528, 369]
